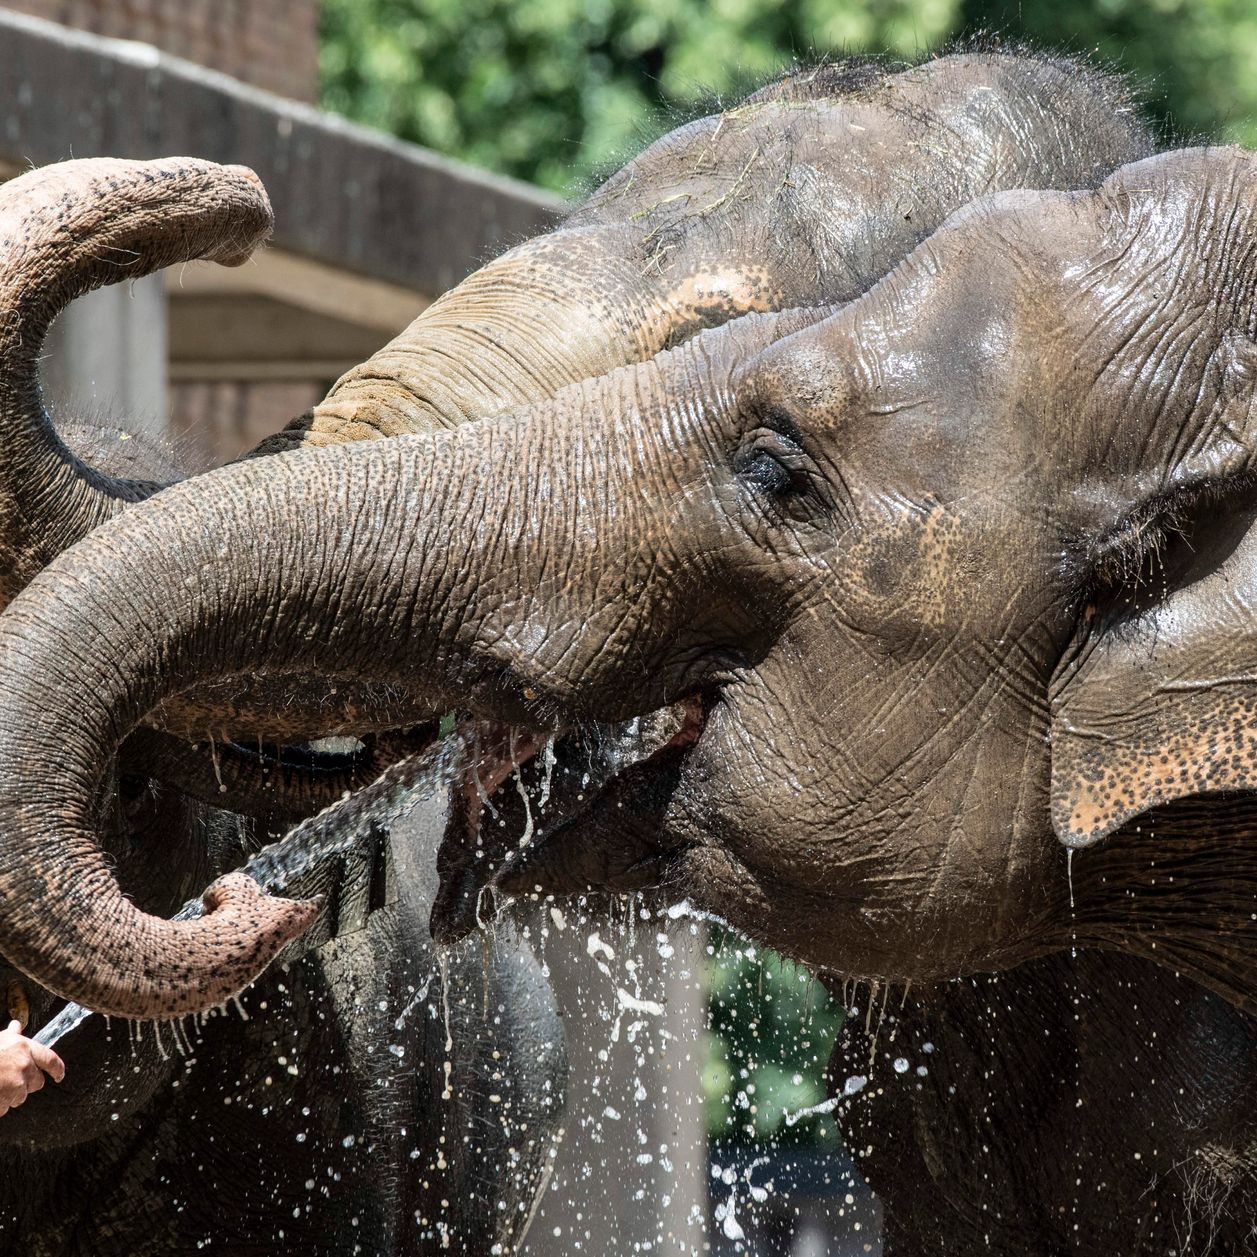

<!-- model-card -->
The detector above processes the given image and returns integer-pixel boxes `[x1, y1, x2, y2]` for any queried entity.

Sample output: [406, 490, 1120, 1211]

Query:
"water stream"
[35, 732, 469, 1048]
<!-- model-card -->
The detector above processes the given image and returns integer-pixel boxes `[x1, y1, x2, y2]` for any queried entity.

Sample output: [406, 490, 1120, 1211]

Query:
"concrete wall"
[523, 914, 710, 1255]
[42, 275, 167, 436]
[2, 0, 318, 101]
[0, 7, 563, 469]
[0, 9, 563, 299]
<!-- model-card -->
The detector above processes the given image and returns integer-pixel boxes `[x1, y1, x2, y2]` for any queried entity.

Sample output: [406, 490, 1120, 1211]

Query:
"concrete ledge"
[0, 9, 565, 297]
[169, 248, 428, 333]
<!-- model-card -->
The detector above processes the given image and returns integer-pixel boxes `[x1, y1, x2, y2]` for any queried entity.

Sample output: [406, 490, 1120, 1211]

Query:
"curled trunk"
[0, 438, 451, 1015]
[0, 157, 273, 604]
[0, 315, 790, 1016]
[0, 159, 676, 591]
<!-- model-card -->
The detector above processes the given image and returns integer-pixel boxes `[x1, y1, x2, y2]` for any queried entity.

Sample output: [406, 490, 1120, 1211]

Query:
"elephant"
[0, 128, 1254, 1254]
[0, 42, 1157, 975]
[0, 47, 1156, 997]
[7, 48, 1254, 1255]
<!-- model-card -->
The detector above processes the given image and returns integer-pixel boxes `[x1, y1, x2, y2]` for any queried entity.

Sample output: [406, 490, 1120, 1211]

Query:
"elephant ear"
[1051, 504, 1257, 848]
[1050, 334, 1257, 848]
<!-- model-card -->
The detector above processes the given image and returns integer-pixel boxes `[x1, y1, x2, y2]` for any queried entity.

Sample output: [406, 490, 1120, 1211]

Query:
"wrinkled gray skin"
[2, 52, 1254, 1254]
[0, 49, 1160, 1013]
[0, 436, 566, 1257]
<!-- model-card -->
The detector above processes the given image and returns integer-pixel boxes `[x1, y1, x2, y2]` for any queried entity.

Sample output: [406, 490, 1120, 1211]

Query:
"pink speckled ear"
[1051, 520, 1257, 848]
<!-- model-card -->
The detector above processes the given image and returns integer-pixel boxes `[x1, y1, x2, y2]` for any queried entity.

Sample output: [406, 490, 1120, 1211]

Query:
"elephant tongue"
[460, 723, 552, 815]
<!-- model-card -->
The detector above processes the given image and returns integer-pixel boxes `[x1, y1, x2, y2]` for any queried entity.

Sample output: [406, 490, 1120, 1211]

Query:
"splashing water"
[35, 733, 470, 1048]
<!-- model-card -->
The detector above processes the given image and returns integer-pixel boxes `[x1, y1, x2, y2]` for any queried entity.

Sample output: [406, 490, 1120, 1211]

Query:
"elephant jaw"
[430, 694, 708, 943]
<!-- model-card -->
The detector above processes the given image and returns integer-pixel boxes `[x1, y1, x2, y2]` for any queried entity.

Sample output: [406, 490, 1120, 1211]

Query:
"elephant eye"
[734, 407, 818, 501]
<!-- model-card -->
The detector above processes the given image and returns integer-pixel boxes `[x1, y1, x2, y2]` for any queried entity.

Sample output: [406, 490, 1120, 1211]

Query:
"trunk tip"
[193, 871, 320, 1004]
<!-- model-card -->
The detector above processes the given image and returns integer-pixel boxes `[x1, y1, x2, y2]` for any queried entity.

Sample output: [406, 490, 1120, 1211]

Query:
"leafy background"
[703, 934, 846, 1148]
[321, 0, 1257, 196]
[319, 0, 1257, 1148]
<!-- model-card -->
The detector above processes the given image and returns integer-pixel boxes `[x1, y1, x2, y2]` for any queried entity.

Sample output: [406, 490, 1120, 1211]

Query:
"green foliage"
[319, 0, 960, 195]
[702, 932, 845, 1148]
[960, 0, 1257, 149]
[321, 0, 1257, 196]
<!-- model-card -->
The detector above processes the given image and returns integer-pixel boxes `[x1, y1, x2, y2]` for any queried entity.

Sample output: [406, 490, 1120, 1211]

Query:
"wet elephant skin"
[5, 49, 1257, 1257]
[0, 788, 565, 1257]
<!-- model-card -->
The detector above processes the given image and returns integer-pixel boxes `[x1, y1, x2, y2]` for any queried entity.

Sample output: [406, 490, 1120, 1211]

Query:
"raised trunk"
[0, 158, 273, 604]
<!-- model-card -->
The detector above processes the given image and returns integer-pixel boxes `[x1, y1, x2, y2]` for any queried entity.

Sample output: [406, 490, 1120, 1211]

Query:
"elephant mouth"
[429, 694, 709, 943]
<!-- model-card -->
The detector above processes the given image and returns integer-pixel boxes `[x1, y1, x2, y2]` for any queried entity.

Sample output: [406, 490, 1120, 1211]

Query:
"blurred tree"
[319, 0, 960, 195]
[703, 932, 845, 1148]
[322, 0, 1257, 196]
[960, 0, 1257, 148]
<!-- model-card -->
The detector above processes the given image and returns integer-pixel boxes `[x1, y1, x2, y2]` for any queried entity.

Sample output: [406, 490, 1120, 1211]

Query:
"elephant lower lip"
[429, 695, 708, 943]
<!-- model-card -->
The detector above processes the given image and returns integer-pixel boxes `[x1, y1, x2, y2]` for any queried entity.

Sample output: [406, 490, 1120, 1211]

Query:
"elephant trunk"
[0, 443, 446, 1016]
[0, 347, 703, 1016]
[0, 158, 274, 606]
[248, 223, 681, 452]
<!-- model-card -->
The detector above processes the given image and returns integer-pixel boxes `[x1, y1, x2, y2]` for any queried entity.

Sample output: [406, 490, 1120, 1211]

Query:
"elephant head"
[0, 50, 1156, 831]
[0, 145, 1252, 1019]
[0, 52, 1150, 612]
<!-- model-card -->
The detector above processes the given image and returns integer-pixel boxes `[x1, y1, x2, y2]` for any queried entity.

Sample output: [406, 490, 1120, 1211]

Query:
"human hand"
[0, 1020, 64, 1115]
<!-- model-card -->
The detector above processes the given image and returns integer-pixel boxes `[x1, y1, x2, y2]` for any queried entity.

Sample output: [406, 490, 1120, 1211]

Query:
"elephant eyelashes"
[734, 438, 807, 496]
[733, 412, 821, 506]
[1072, 470, 1256, 610]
